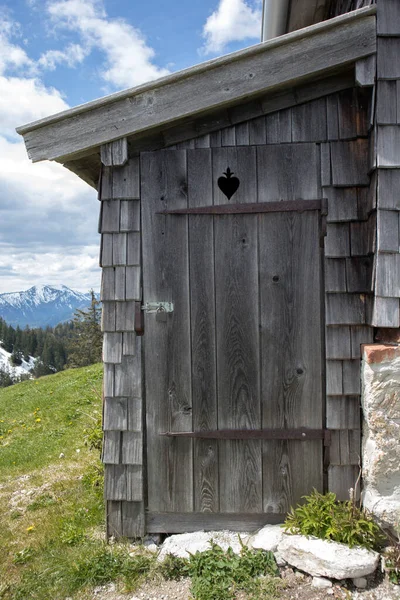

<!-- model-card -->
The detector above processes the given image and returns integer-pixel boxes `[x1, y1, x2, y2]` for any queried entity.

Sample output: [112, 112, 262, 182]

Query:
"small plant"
[384, 545, 400, 584]
[159, 553, 189, 580]
[187, 540, 280, 600]
[60, 521, 86, 546]
[82, 462, 104, 489]
[27, 493, 56, 511]
[13, 547, 35, 565]
[283, 489, 385, 551]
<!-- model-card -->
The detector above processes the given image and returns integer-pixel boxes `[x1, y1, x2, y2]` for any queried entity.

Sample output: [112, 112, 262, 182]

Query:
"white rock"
[312, 576, 333, 588]
[361, 347, 400, 530]
[158, 530, 249, 560]
[145, 543, 158, 553]
[59, 453, 65, 459]
[277, 534, 379, 579]
[249, 524, 284, 552]
[352, 577, 368, 589]
[274, 551, 287, 567]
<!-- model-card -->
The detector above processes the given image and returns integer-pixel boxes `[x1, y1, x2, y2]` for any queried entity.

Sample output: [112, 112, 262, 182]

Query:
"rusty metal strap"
[160, 428, 331, 445]
[156, 198, 327, 216]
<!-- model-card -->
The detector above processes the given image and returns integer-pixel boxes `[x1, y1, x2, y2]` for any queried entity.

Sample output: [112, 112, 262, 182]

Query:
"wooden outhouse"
[18, 0, 400, 538]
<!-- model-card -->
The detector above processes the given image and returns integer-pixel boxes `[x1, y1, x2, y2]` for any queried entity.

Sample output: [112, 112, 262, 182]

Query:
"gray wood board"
[371, 296, 400, 327]
[100, 158, 140, 200]
[378, 169, 400, 209]
[330, 140, 370, 186]
[187, 149, 219, 513]
[375, 253, 400, 297]
[146, 512, 285, 533]
[213, 147, 262, 513]
[377, 38, 400, 79]
[326, 293, 366, 325]
[326, 326, 352, 359]
[328, 465, 359, 500]
[260, 210, 324, 512]
[377, 0, 400, 35]
[20, 10, 376, 162]
[141, 150, 193, 512]
[326, 395, 361, 429]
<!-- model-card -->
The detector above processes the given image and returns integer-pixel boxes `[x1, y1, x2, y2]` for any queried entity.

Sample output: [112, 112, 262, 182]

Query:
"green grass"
[0, 364, 103, 478]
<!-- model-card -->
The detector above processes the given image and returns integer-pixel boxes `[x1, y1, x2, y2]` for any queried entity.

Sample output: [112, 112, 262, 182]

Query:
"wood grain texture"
[116, 301, 136, 331]
[120, 200, 140, 232]
[326, 293, 366, 325]
[101, 268, 115, 301]
[115, 354, 141, 397]
[20, 10, 376, 162]
[377, 38, 400, 79]
[266, 109, 292, 144]
[146, 512, 285, 533]
[260, 210, 323, 512]
[330, 140, 370, 186]
[101, 302, 116, 332]
[213, 147, 262, 513]
[103, 397, 128, 431]
[328, 465, 359, 500]
[375, 253, 400, 297]
[102, 431, 121, 464]
[100, 158, 140, 200]
[107, 501, 122, 538]
[346, 256, 373, 293]
[104, 364, 114, 397]
[325, 223, 350, 257]
[187, 149, 219, 513]
[112, 234, 127, 265]
[377, 0, 400, 35]
[377, 210, 399, 252]
[342, 359, 361, 394]
[326, 360, 343, 395]
[325, 258, 347, 292]
[371, 296, 400, 327]
[127, 395, 142, 431]
[103, 333, 123, 364]
[326, 326, 352, 359]
[141, 149, 193, 513]
[355, 55, 376, 87]
[376, 81, 397, 125]
[291, 98, 327, 142]
[104, 465, 142, 501]
[123, 332, 137, 355]
[101, 138, 128, 166]
[330, 430, 361, 465]
[121, 431, 142, 465]
[324, 187, 358, 222]
[100, 233, 113, 267]
[378, 169, 400, 209]
[127, 232, 141, 265]
[377, 126, 400, 167]
[101, 200, 120, 233]
[350, 325, 373, 358]
[321, 143, 332, 186]
[121, 501, 145, 538]
[257, 144, 319, 201]
[337, 88, 370, 138]
[326, 395, 361, 429]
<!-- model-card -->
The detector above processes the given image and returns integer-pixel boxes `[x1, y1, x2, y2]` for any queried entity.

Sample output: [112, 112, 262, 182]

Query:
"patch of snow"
[0, 343, 34, 378]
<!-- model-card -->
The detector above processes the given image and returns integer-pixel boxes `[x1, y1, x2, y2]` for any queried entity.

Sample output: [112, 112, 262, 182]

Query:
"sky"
[0, 0, 263, 294]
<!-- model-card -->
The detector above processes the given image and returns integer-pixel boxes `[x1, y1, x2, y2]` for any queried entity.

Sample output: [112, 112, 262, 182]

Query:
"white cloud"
[202, 0, 262, 55]
[38, 43, 88, 70]
[47, 0, 170, 89]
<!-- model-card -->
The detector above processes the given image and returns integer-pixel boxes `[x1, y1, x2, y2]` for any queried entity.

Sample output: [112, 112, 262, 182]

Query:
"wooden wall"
[99, 78, 377, 536]
[371, 0, 400, 326]
[98, 146, 145, 538]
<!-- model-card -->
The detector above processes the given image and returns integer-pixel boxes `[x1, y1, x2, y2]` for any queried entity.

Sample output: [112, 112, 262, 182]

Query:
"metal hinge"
[141, 302, 174, 314]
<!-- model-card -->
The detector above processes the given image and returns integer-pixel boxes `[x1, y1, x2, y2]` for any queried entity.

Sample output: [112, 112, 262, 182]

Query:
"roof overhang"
[17, 6, 376, 183]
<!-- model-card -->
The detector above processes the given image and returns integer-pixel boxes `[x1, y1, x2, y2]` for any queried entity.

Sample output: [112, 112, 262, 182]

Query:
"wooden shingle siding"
[325, 258, 347, 292]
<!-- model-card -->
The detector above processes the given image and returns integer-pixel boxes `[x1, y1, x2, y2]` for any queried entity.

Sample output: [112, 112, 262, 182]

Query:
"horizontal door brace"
[160, 428, 331, 445]
[156, 198, 327, 216]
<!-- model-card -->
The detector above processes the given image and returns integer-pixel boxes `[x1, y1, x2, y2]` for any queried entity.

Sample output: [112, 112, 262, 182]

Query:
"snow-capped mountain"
[0, 285, 96, 328]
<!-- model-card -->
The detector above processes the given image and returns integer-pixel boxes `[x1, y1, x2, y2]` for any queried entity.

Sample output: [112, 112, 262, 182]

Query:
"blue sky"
[0, 0, 262, 293]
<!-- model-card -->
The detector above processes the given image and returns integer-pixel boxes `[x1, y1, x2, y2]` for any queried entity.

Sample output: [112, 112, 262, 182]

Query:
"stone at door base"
[277, 534, 379, 579]
[158, 530, 250, 560]
[312, 576, 333, 588]
[249, 524, 285, 552]
[274, 551, 287, 567]
[352, 577, 368, 589]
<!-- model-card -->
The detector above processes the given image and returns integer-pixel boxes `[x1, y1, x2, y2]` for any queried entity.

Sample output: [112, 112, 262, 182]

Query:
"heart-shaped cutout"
[218, 167, 240, 200]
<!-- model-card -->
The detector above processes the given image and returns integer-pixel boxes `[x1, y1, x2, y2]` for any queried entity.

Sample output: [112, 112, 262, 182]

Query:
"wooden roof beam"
[17, 6, 376, 164]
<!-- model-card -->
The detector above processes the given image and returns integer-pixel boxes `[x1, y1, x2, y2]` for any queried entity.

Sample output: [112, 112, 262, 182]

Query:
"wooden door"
[141, 146, 325, 533]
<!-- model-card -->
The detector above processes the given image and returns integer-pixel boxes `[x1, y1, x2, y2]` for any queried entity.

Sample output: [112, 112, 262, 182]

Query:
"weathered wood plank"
[377, 126, 400, 167]
[114, 267, 126, 301]
[376, 81, 397, 124]
[101, 138, 128, 166]
[371, 296, 400, 327]
[210, 131, 221, 147]
[141, 149, 193, 513]
[330, 140, 369, 186]
[337, 88, 369, 139]
[194, 134, 210, 148]
[121, 501, 145, 538]
[326, 293, 366, 325]
[101, 301, 116, 332]
[127, 395, 142, 431]
[266, 109, 292, 144]
[330, 430, 361, 465]
[101, 200, 120, 233]
[120, 200, 140, 232]
[325, 258, 347, 292]
[100, 233, 113, 267]
[104, 364, 115, 397]
[321, 143, 331, 186]
[187, 148, 219, 513]
[325, 223, 350, 257]
[328, 465, 359, 500]
[112, 234, 127, 265]
[103, 397, 128, 430]
[291, 98, 327, 142]
[326, 360, 343, 395]
[350, 325, 373, 358]
[213, 147, 262, 513]
[358, 177, 376, 219]
[350, 216, 376, 256]
[20, 10, 377, 162]
[221, 126, 236, 146]
[102, 431, 121, 464]
[123, 332, 137, 355]
[116, 301, 136, 331]
[327, 94, 339, 140]
[377, 169, 400, 209]
[115, 354, 141, 397]
[257, 144, 320, 201]
[377, 38, 400, 79]
[377, 210, 399, 252]
[122, 431, 142, 465]
[146, 512, 285, 533]
[355, 55, 376, 87]
[260, 210, 323, 512]
[100, 158, 140, 200]
[375, 253, 400, 297]
[248, 117, 267, 145]
[107, 501, 122, 538]
[342, 359, 361, 395]
[326, 395, 361, 429]
[104, 465, 142, 501]
[235, 122, 249, 145]
[125, 266, 141, 300]
[127, 232, 140, 265]
[326, 326, 351, 359]
[346, 256, 373, 292]
[377, 0, 400, 35]
[101, 268, 115, 302]
[324, 187, 358, 222]
[103, 332, 123, 364]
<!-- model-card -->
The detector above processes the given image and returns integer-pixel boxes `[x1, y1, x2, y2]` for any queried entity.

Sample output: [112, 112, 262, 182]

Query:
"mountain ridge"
[0, 285, 97, 328]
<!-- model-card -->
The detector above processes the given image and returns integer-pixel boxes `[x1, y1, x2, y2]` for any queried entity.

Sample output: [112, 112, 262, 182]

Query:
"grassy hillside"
[0, 364, 106, 600]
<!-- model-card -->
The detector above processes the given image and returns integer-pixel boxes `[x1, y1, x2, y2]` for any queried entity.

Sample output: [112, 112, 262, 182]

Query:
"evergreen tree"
[67, 291, 102, 368]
